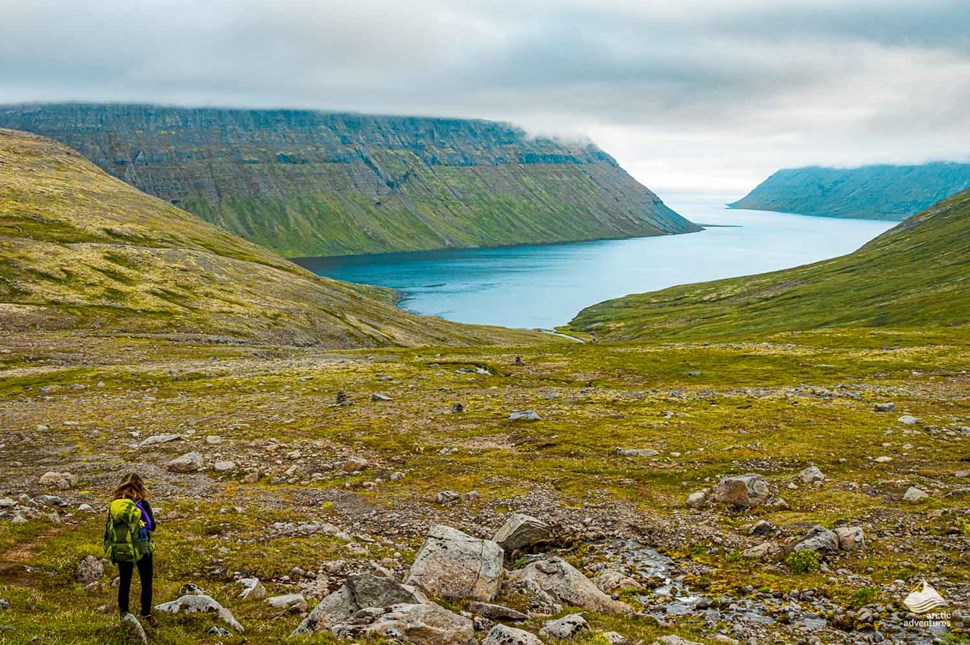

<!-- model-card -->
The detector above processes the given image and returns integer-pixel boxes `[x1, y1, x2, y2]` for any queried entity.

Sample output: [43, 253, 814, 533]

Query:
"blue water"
[295, 199, 896, 329]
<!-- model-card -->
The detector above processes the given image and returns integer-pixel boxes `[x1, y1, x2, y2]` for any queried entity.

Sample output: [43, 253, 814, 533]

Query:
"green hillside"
[570, 187, 970, 340]
[0, 104, 699, 257]
[0, 128, 545, 348]
[730, 163, 970, 220]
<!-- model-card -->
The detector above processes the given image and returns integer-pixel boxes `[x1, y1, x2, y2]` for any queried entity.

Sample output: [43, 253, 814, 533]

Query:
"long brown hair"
[112, 473, 149, 501]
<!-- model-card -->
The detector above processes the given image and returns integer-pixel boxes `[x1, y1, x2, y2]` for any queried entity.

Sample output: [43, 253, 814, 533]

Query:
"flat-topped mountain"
[0, 128, 544, 347]
[0, 104, 699, 257]
[570, 186, 970, 340]
[729, 162, 970, 221]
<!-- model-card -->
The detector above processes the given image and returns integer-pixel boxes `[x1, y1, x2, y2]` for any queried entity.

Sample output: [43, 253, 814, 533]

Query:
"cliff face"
[730, 163, 970, 221]
[0, 104, 698, 257]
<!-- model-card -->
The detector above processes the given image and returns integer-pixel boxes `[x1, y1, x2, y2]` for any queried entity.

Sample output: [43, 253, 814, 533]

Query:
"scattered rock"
[468, 602, 528, 622]
[450, 403, 465, 413]
[205, 435, 223, 445]
[207, 626, 232, 637]
[484, 624, 541, 645]
[750, 520, 776, 537]
[237, 578, 267, 600]
[654, 637, 703, 645]
[686, 490, 707, 508]
[834, 526, 866, 551]
[898, 415, 920, 426]
[371, 393, 392, 402]
[265, 593, 307, 613]
[406, 524, 504, 602]
[792, 526, 840, 553]
[873, 402, 896, 412]
[343, 457, 368, 472]
[154, 594, 243, 632]
[292, 573, 427, 635]
[212, 460, 236, 472]
[711, 474, 770, 508]
[741, 541, 783, 560]
[509, 410, 541, 422]
[37, 471, 75, 490]
[335, 390, 349, 405]
[903, 486, 929, 501]
[76, 555, 104, 584]
[540, 613, 589, 639]
[798, 466, 825, 484]
[492, 513, 551, 552]
[513, 355, 525, 366]
[435, 490, 460, 504]
[331, 602, 475, 645]
[601, 632, 631, 645]
[873, 456, 893, 463]
[166, 452, 203, 473]
[508, 557, 629, 615]
[614, 448, 659, 457]
[138, 434, 182, 448]
[120, 612, 148, 644]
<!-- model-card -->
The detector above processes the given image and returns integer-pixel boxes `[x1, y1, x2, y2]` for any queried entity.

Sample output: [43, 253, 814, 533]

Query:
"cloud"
[1, 0, 968, 198]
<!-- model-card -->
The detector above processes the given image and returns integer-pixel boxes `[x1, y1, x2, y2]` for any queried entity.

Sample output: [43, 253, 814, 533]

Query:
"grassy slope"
[0, 129, 547, 348]
[0, 104, 699, 257]
[569, 188, 970, 340]
[729, 163, 970, 221]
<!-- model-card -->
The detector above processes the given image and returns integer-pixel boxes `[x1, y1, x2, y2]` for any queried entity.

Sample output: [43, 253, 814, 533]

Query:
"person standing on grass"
[104, 473, 158, 627]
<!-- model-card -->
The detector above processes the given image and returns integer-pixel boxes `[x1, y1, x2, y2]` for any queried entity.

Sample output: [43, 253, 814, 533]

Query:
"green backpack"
[103, 499, 145, 564]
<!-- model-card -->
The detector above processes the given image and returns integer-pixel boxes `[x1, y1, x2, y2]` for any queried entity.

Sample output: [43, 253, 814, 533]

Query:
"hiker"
[104, 473, 158, 627]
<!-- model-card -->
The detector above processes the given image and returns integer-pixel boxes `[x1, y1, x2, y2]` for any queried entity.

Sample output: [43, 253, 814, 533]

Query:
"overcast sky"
[2, 0, 969, 199]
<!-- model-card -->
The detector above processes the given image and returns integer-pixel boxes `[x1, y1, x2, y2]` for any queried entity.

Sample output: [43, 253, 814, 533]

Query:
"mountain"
[729, 163, 970, 220]
[0, 104, 699, 257]
[569, 187, 970, 340]
[0, 128, 546, 347]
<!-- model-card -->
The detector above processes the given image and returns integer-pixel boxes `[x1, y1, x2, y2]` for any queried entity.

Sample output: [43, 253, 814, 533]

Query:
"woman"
[109, 473, 158, 627]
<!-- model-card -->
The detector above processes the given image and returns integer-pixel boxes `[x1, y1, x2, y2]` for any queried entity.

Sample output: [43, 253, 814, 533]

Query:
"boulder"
[711, 474, 770, 508]
[654, 637, 704, 645]
[903, 486, 929, 501]
[237, 577, 267, 600]
[330, 602, 475, 645]
[741, 541, 783, 560]
[468, 602, 528, 622]
[507, 557, 629, 615]
[166, 452, 203, 473]
[492, 513, 551, 552]
[371, 393, 392, 402]
[435, 490, 460, 504]
[406, 525, 504, 601]
[614, 448, 659, 457]
[343, 457, 368, 472]
[212, 460, 236, 472]
[120, 612, 148, 644]
[265, 593, 307, 612]
[898, 415, 920, 426]
[540, 613, 589, 639]
[873, 402, 896, 413]
[76, 555, 104, 584]
[594, 569, 641, 593]
[686, 491, 707, 508]
[798, 466, 825, 484]
[792, 526, 840, 553]
[292, 573, 427, 635]
[601, 633, 631, 645]
[749, 520, 776, 536]
[484, 624, 542, 645]
[154, 594, 243, 632]
[834, 526, 866, 551]
[37, 471, 75, 490]
[509, 410, 541, 421]
[138, 434, 182, 448]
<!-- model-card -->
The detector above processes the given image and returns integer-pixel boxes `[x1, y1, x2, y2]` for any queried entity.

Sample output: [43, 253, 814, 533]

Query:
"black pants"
[118, 554, 153, 616]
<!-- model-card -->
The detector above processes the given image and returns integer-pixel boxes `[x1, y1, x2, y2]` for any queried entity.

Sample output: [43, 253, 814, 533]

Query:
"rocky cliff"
[730, 163, 970, 220]
[0, 104, 698, 257]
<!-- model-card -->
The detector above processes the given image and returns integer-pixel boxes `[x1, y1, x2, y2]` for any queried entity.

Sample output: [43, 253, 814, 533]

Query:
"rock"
[138, 433, 182, 448]
[207, 626, 232, 637]
[508, 557, 629, 615]
[265, 593, 307, 612]
[335, 390, 349, 405]
[798, 466, 825, 484]
[540, 613, 589, 639]
[331, 602, 475, 645]
[76, 555, 104, 584]
[468, 601, 528, 622]
[792, 526, 840, 553]
[594, 569, 641, 593]
[238, 577, 267, 599]
[834, 526, 866, 551]
[873, 402, 896, 412]
[898, 415, 920, 425]
[121, 612, 148, 644]
[78, 503, 94, 512]
[601, 632, 631, 645]
[37, 471, 75, 490]
[509, 410, 541, 421]
[903, 486, 929, 501]
[711, 474, 770, 508]
[614, 448, 659, 457]
[343, 457, 368, 472]
[406, 524, 504, 602]
[435, 490, 460, 504]
[956, 470, 970, 478]
[654, 637, 703, 645]
[686, 490, 707, 508]
[450, 403, 465, 413]
[492, 513, 551, 552]
[166, 451, 203, 473]
[205, 435, 223, 444]
[873, 456, 892, 463]
[750, 520, 776, 536]
[212, 460, 236, 472]
[0, 498, 15, 508]
[484, 624, 542, 645]
[154, 594, 243, 632]
[390, 471, 405, 480]
[513, 355, 525, 366]
[0, 599, 8, 609]
[179, 582, 206, 596]
[741, 541, 782, 560]
[292, 573, 427, 635]
[371, 393, 392, 402]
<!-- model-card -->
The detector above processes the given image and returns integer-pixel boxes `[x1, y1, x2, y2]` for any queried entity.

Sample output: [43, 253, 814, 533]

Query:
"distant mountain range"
[0, 128, 545, 347]
[570, 186, 970, 339]
[730, 163, 970, 220]
[0, 104, 699, 257]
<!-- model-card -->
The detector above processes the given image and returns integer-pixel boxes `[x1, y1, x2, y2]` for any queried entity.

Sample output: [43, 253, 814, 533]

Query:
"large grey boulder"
[711, 474, 770, 508]
[166, 451, 203, 473]
[792, 526, 840, 553]
[265, 593, 307, 612]
[798, 466, 825, 484]
[540, 613, 589, 639]
[37, 471, 75, 490]
[484, 624, 542, 645]
[493, 514, 551, 552]
[154, 594, 243, 632]
[507, 557, 630, 616]
[237, 577, 266, 599]
[120, 612, 148, 644]
[292, 573, 427, 635]
[331, 602, 475, 645]
[406, 524, 504, 602]
[468, 601, 528, 621]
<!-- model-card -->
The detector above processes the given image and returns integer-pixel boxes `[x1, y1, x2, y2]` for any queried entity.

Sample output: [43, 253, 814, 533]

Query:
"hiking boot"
[141, 613, 158, 628]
